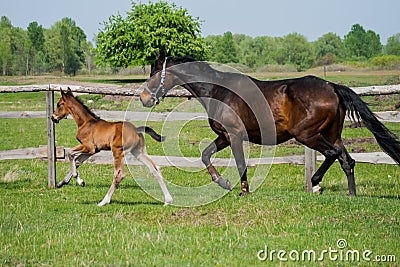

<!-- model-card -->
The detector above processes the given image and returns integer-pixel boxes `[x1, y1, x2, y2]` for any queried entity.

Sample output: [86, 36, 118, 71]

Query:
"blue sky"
[2, 0, 399, 43]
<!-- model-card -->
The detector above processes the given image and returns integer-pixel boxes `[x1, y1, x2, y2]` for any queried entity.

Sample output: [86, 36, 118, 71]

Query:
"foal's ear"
[60, 89, 67, 99]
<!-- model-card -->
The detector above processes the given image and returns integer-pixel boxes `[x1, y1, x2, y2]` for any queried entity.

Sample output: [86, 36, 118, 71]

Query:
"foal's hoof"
[215, 178, 232, 191]
[79, 181, 85, 187]
[312, 184, 323, 194]
[56, 182, 65, 188]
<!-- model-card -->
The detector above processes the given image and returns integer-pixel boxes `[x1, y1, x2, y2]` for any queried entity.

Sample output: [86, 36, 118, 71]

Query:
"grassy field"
[1, 72, 400, 266]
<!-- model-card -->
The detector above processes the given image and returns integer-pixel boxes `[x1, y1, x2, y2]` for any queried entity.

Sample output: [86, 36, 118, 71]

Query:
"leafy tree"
[27, 21, 45, 74]
[206, 31, 238, 64]
[46, 18, 87, 75]
[344, 24, 382, 59]
[385, 33, 400, 56]
[0, 16, 13, 75]
[96, 1, 208, 67]
[276, 33, 315, 71]
[314, 32, 345, 64]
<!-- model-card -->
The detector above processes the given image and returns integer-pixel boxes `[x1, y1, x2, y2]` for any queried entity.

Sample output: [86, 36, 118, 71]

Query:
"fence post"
[304, 146, 316, 192]
[46, 87, 56, 188]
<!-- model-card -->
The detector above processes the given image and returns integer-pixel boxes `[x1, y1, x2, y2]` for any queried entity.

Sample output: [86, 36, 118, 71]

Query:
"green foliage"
[0, 16, 89, 76]
[96, 1, 208, 67]
[370, 55, 400, 69]
[205, 32, 238, 64]
[385, 33, 400, 56]
[314, 32, 345, 65]
[344, 24, 382, 59]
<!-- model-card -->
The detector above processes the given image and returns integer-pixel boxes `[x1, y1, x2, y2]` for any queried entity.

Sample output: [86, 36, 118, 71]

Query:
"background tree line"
[205, 25, 400, 71]
[0, 16, 92, 76]
[1, 1, 400, 76]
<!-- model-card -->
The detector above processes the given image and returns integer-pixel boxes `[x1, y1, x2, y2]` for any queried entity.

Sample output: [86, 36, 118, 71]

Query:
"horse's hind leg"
[336, 141, 356, 196]
[297, 134, 342, 194]
[98, 150, 124, 206]
[201, 135, 232, 190]
[133, 149, 173, 205]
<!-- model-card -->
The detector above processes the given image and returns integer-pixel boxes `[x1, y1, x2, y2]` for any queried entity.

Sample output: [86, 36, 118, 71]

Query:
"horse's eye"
[57, 103, 61, 108]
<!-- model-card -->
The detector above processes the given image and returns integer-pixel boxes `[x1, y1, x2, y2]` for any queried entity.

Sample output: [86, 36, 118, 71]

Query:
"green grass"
[0, 117, 399, 265]
[0, 159, 399, 266]
[1, 72, 400, 265]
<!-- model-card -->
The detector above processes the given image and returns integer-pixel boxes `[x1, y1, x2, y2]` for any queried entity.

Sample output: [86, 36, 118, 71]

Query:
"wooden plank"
[0, 147, 396, 166]
[1, 83, 400, 97]
[2, 110, 400, 123]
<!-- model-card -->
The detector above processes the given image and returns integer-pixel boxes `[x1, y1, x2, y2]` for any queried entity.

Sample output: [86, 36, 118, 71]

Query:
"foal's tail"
[137, 126, 166, 142]
[333, 83, 400, 164]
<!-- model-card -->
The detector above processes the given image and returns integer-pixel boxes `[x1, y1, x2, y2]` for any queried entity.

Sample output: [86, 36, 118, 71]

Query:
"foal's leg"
[57, 147, 92, 188]
[98, 150, 125, 206]
[201, 135, 232, 190]
[133, 149, 173, 205]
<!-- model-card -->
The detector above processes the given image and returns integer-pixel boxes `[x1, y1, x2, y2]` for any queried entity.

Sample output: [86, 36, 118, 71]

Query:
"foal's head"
[51, 88, 73, 123]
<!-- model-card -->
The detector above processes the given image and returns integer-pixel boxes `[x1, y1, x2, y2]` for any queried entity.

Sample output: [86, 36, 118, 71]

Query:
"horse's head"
[140, 51, 195, 107]
[51, 88, 73, 123]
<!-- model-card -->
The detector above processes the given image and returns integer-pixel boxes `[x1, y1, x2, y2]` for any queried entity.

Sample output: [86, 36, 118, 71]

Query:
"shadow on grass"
[81, 199, 162, 206]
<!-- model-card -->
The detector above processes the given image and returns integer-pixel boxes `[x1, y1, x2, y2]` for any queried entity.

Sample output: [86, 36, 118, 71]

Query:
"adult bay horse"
[52, 88, 173, 206]
[140, 53, 400, 196]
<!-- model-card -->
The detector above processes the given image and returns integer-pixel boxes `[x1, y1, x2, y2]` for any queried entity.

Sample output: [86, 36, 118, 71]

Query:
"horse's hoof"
[216, 177, 232, 191]
[79, 181, 85, 187]
[238, 191, 250, 197]
[312, 184, 323, 194]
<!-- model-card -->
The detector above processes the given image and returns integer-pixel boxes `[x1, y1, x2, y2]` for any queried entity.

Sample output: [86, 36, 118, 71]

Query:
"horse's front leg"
[201, 135, 231, 190]
[57, 152, 92, 188]
[57, 146, 90, 188]
[230, 135, 248, 196]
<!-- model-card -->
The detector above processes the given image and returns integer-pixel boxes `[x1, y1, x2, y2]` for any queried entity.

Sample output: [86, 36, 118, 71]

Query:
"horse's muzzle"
[51, 116, 60, 123]
[140, 96, 156, 108]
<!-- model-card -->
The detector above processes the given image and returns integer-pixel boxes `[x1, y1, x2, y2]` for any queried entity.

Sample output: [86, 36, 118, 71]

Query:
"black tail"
[333, 83, 400, 164]
[137, 126, 165, 142]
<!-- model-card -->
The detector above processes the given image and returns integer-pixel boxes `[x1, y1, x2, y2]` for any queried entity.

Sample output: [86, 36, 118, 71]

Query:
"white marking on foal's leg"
[97, 194, 111, 207]
[136, 153, 173, 205]
[75, 175, 85, 187]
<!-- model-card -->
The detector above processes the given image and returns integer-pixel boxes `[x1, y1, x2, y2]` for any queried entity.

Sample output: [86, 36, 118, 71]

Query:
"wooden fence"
[1, 83, 400, 191]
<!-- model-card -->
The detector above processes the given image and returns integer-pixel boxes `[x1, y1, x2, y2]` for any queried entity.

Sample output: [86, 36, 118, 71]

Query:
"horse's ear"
[156, 50, 166, 69]
[66, 87, 73, 96]
[157, 50, 166, 61]
[60, 89, 66, 99]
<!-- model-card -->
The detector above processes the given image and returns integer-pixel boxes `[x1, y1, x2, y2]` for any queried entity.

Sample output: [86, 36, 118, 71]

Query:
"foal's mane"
[67, 92, 101, 120]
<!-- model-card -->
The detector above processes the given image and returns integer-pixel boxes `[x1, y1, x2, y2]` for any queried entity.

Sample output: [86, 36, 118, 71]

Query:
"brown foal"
[52, 88, 172, 206]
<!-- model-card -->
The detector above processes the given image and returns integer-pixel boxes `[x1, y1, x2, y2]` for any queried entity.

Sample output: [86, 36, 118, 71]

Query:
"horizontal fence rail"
[1, 110, 400, 122]
[1, 83, 399, 190]
[0, 146, 396, 166]
[1, 83, 400, 96]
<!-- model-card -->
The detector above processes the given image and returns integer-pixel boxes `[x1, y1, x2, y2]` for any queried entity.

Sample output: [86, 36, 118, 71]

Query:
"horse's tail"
[333, 83, 400, 165]
[137, 126, 166, 142]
